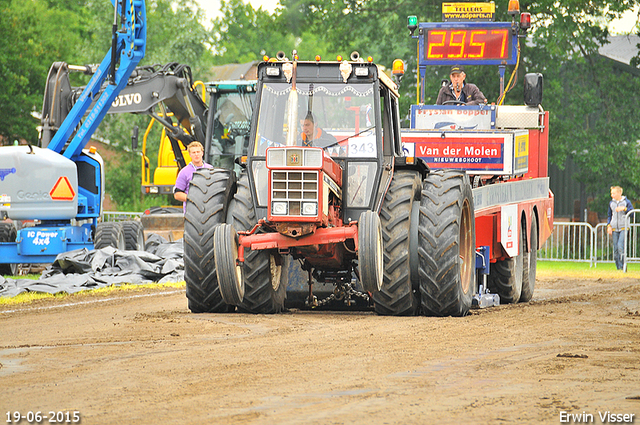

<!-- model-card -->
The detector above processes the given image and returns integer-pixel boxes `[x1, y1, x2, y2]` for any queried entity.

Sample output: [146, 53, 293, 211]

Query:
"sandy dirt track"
[1, 275, 639, 425]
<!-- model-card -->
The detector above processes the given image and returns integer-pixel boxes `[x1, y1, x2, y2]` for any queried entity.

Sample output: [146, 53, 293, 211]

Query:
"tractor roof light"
[354, 67, 369, 77]
[507, 0, 520, 16]
[392, 59, 405, 76]
[520, 12, 531, 31]
[367, 56, 373, 63]
[315, 55, 321, 62]
[266, 66, 280, 77]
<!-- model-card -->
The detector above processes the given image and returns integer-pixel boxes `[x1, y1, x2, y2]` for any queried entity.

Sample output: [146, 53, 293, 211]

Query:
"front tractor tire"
[418, 170, 476, 317]
[184, 169, 236, 313]
[358, 210, 383, 293]
[214, 224, 244, 305]
[373, 171, 422, 316]
[227, 172, 287, 314]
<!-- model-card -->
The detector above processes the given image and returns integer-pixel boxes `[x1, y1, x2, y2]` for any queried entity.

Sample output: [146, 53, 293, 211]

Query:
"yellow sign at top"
[442, 2, 496, 21]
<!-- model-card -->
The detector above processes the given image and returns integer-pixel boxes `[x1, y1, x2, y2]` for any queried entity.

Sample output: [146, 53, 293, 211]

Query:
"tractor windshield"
[210, 90, 255, 169]
[252, 82, 377, 158]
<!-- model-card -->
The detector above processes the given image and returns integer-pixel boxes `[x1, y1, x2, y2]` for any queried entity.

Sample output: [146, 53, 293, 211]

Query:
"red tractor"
[184, 53, 476, 316]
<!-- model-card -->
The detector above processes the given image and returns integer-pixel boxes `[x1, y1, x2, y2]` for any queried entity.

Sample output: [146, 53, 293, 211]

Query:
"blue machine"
[0, 0, 146, 271]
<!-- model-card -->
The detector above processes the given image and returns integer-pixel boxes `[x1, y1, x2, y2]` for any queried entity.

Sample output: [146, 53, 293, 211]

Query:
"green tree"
[146, 0, 214, 76]
[520, 0, 640, 207]
[210, 0, 341, 64]
[0, 0, 91, 143]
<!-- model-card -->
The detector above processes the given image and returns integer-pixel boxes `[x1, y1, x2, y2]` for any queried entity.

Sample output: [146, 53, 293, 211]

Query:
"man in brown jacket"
[436, 65, 487, 105]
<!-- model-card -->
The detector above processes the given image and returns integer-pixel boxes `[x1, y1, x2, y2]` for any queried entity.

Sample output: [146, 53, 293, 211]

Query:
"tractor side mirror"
[524, 73, 543, 106]
[131, 125, 139, 151]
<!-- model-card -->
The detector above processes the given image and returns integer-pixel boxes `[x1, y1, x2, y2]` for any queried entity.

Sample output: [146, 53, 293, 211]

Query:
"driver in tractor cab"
[299, 112, 337, 148]
[436, 65, 487, 106]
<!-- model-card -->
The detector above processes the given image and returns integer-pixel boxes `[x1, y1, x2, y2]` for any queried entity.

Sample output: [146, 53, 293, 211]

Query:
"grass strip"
[537, 260, 640, 280]
[0, 281, 185, 306]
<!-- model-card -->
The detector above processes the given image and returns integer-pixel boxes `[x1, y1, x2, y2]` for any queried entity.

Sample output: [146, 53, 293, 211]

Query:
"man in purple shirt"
[173, 141, 213, 211]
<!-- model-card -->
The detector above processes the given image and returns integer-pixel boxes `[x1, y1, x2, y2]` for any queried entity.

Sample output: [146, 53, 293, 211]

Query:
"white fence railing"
[102, 211, 143, 222]
[538, 209, 640, 270]
[102, 210, 640, 270]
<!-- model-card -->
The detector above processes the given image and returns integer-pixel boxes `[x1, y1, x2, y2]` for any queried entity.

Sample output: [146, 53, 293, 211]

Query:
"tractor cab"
[246, 56, 407, 224]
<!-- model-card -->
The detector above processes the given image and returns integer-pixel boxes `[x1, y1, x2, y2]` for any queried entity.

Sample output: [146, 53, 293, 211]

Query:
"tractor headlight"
[272, 201, 288, 215]
[302, 202, 317, 216]
[267, 149, 286, 167]
[304, 149, 322, 167]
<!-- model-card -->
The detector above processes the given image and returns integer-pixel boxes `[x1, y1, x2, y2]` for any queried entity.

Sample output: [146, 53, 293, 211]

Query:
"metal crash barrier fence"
[538, 209, 640, 270]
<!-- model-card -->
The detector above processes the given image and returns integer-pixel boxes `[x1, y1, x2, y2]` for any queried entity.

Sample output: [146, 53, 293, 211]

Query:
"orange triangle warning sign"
[50, 176, 76, 201]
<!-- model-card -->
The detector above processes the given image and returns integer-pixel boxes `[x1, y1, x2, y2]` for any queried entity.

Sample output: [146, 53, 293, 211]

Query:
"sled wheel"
[488, 219, 523, 304]
[520, 215, 538, 302]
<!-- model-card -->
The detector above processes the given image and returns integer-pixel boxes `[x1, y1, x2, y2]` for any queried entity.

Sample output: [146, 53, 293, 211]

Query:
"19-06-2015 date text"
[6, 411, 80, 424]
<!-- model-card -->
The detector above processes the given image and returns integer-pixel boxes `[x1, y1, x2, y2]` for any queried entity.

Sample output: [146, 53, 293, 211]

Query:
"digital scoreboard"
[419, 23, 517, 66]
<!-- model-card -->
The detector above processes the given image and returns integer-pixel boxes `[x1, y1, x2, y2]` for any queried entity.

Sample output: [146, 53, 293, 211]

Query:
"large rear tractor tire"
[358, 210, 383, 293]
[122, 221, 145, 251]
[95, 222, 125, 250]
[488, 220, 523, 304]
[520, 216, 538, 303]
[373, 171, 422, 316]
[227, 172, 286, 314]
[418, 170, 476, 317]
[214, 224, 244, 305]
[0, 222, 18, 276]
[184, 169, 236, 313]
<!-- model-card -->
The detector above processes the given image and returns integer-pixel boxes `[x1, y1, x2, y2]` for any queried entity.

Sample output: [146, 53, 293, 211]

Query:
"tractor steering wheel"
[442, 100, 467, 106]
